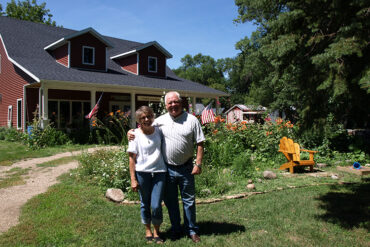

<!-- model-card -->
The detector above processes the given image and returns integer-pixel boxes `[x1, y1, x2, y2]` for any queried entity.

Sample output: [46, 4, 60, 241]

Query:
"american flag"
[85, 93, 103, 119]
[201, 103, 215, 124]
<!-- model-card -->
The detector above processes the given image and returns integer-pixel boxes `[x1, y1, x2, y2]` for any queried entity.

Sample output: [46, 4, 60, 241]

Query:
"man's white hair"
[165, 91, 181, 104]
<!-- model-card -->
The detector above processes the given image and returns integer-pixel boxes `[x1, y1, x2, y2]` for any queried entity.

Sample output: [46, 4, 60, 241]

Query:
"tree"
[234, 0, 370, 129]
[173, 54, 231, 106]
[5, 0, 56, 26]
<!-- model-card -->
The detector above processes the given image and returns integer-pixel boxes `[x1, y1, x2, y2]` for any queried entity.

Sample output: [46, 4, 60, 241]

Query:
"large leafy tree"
[5, 0, 56, 26]
[234, 0, 370, 129]
[173, 53, 231, 105]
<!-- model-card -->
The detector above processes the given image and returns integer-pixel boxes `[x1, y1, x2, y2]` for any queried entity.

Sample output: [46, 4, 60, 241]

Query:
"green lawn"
[0, 140, 97, 166]
[0, 174, 368, 247]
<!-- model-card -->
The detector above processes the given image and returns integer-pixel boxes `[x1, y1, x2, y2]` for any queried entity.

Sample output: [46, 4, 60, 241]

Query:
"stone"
[331, 174, 339, 180]
[105, 188, 125, 202]
[257, 178, 262, 183]
[316, 163, 327, 168]
[222, 168, 230, 174]
[201, 189, 211, 195]
[247, 179, 253, 184]
[263, 170, 277, 179]
[246, 183, 255, 190]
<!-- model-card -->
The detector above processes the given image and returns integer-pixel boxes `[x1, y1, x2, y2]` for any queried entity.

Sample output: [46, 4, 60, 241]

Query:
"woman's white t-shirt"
[127, 127, 167, 173]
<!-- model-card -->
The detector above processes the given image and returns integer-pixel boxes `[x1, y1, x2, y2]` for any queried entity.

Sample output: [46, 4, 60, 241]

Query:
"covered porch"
[24, 80, 224, 131]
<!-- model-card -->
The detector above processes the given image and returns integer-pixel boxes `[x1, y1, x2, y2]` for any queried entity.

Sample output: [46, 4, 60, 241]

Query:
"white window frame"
[7, 105, 12, 127]
[17, 99, 22, 130]
[148, 56, 157, 73]
[82, 46, 95, 65]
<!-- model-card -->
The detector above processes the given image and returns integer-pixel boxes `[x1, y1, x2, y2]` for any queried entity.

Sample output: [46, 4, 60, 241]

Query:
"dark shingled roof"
[0, 17, 227, 97]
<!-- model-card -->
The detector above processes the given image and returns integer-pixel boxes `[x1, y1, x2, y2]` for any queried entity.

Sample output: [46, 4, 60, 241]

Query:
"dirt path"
[0, 146, 120, 234]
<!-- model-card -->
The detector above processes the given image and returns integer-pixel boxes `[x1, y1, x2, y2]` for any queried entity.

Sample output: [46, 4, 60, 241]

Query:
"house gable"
[138, 45, 166, 77]
[111, 41, 171, 78]
[0, 35, 33, 129]
[69, 32, 107, 71]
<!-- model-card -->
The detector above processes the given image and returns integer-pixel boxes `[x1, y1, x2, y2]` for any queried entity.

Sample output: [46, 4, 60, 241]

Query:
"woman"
[127, 106, 166, 244]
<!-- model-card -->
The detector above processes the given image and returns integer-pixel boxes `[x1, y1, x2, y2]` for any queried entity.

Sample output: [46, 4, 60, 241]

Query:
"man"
[129, 91, 204, 243]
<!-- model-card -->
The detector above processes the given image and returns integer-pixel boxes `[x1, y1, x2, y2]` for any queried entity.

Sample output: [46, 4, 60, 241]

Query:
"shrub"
[75, 149, 131, 191]
[0, 127, 25, 142]
[91, 110, 130, 145]
[25, 125, 71, 149]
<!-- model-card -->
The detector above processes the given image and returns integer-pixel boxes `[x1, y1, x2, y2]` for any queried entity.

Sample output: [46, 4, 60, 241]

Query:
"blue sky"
[1, 0, 255, 69]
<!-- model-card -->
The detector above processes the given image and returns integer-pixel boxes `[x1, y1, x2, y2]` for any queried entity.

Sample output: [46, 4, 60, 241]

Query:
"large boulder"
[106, 188, 125, 202]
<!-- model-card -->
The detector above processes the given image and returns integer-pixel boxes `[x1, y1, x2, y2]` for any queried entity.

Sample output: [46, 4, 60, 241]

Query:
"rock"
[263, 170, 277, 179]
[246, 183, 255, 190]
[257, 178, 262, 183]
[105, 188, 125, 202]
[316, 163, 327, 168]
[222, 168, 230, 174]
[201, 189, 211, 195]
[331, 175, 339, 180]
[247, 179, 253, 184]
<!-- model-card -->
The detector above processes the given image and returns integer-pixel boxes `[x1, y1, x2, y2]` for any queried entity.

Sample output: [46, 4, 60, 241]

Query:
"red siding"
[69, 33, 107, 71]
[138, 46, 166, 78]
[0, 37, 33, 129]
[116, 54, 137, 74]
[53, 44, 69, 67]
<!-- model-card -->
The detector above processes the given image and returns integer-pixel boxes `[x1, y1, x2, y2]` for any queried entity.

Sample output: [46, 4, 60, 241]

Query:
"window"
[7, 105, 12, 127]
[17, 99, 22, 129]
[82, 46, 95, 65]
[48, 100, 90, 129]
[148, 56, 157, 73]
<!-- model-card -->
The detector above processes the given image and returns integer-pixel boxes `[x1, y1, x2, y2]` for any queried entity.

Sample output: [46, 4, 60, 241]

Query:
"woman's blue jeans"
[136, 171, 166, 225]
[164, 160, 198, 235]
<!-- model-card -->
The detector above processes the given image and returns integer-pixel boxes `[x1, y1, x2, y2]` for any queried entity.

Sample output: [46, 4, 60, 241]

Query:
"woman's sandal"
[145, 236, 154, 243]
[153, 237, 164, 244]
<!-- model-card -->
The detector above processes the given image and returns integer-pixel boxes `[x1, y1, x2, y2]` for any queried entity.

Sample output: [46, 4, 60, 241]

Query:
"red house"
[0, 17, 227, 131]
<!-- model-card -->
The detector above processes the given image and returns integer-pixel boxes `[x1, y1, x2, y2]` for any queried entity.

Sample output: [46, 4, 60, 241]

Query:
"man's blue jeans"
[136, 172, 166, 225]
[164, 160, 198, 235]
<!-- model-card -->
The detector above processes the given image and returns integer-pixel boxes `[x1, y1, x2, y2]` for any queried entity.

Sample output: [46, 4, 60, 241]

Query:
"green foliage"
[25, 125, 71, 149]
[233, 0, 370, 130]
[0, 127, 25, 142]
[5, 0, 56, 26]
[75, 149, 131, 191]
[91, 110, 130, 145]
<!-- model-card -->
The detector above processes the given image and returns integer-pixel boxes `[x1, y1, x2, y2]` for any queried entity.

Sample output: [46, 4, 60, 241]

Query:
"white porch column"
[130, 92, 136, 128]
[90, 90, 96, 109]
[215, 97, 220, 115]
[41, 84, 49, 128]
[192, 97, 196, 114]
[38, 87, 42, 120]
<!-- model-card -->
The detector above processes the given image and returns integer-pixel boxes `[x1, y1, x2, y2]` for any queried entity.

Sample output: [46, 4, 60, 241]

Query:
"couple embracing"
[127, 91, 204, 244]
